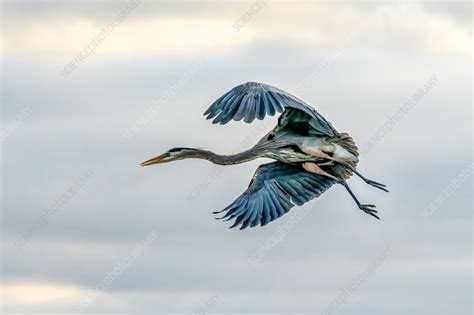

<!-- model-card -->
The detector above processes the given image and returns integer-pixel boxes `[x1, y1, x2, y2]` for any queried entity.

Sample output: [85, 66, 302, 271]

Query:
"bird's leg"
[342, 182, 380, 220]
[301, 147, 344, 167]
[349, 168, 388, 192]
[302, 163, 340, 181]
[317, 161, 335, 166]
[304, 162, 381, 220]
[300, 147, 335, 161]
[301, 146, 388, 192]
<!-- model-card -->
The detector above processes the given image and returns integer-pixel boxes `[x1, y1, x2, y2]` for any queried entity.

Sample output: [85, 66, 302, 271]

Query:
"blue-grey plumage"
[141, 82, 388, 229]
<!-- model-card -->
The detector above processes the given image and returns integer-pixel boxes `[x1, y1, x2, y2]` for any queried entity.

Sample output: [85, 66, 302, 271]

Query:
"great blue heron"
[141, 82, 388, 229]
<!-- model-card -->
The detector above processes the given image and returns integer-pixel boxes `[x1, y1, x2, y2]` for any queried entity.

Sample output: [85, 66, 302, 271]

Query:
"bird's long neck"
[188, 147, 265, 165]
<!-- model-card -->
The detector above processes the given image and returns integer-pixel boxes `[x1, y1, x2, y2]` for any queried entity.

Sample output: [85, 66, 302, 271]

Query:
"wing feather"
[214, 162, 337, 230]
[262, 93, 275, 116]
[244, 96, 256, 123]
[233, 93, 251, 121]
[204, 82, 337, 136]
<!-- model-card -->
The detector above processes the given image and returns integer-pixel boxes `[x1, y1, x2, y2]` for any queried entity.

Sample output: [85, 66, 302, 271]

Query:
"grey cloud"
[1, 2, 472, 314]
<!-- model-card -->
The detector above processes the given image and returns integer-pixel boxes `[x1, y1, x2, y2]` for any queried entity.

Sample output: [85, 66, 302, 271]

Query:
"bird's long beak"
[140, 154, 166, 166]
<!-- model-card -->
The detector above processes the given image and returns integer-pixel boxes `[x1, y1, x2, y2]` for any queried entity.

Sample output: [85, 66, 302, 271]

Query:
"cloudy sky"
[1, 0, 472, 314]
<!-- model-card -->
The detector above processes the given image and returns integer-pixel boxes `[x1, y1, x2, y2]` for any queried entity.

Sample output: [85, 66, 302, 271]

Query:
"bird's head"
[140, 147, 198, 166]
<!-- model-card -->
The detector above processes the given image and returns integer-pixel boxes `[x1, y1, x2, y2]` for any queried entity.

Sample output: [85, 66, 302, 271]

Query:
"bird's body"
[262, 131, 358, 164]
[141, 82, 388, 229]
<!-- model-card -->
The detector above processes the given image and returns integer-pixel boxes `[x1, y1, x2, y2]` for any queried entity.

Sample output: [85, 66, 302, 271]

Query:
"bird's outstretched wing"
[214, 162, 336, 230]
[204, 82, 337, 136]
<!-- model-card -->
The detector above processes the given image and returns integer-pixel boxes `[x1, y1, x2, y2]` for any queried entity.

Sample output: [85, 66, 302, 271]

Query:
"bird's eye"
[267, 133, 275, 140]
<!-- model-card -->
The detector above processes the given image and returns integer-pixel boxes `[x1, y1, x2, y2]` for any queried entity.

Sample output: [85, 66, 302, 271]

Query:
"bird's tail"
[334, 132, 359, 158]
[326, 133, 359, 180]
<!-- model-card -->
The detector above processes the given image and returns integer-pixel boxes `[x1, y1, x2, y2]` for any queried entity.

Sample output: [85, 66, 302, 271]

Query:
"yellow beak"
[140, 155, 166, 166]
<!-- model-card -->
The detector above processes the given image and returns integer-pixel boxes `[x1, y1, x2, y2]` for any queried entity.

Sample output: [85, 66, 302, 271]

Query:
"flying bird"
[141, 82, 388, 229]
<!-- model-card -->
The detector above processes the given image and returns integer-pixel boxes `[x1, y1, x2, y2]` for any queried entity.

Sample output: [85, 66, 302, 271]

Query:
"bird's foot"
[365, 179, 389, 193]
[359, 204, 380, 220]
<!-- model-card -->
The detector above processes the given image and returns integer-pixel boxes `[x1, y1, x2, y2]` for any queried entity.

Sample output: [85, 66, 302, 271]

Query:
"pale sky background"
[1, 0, 472, 314]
